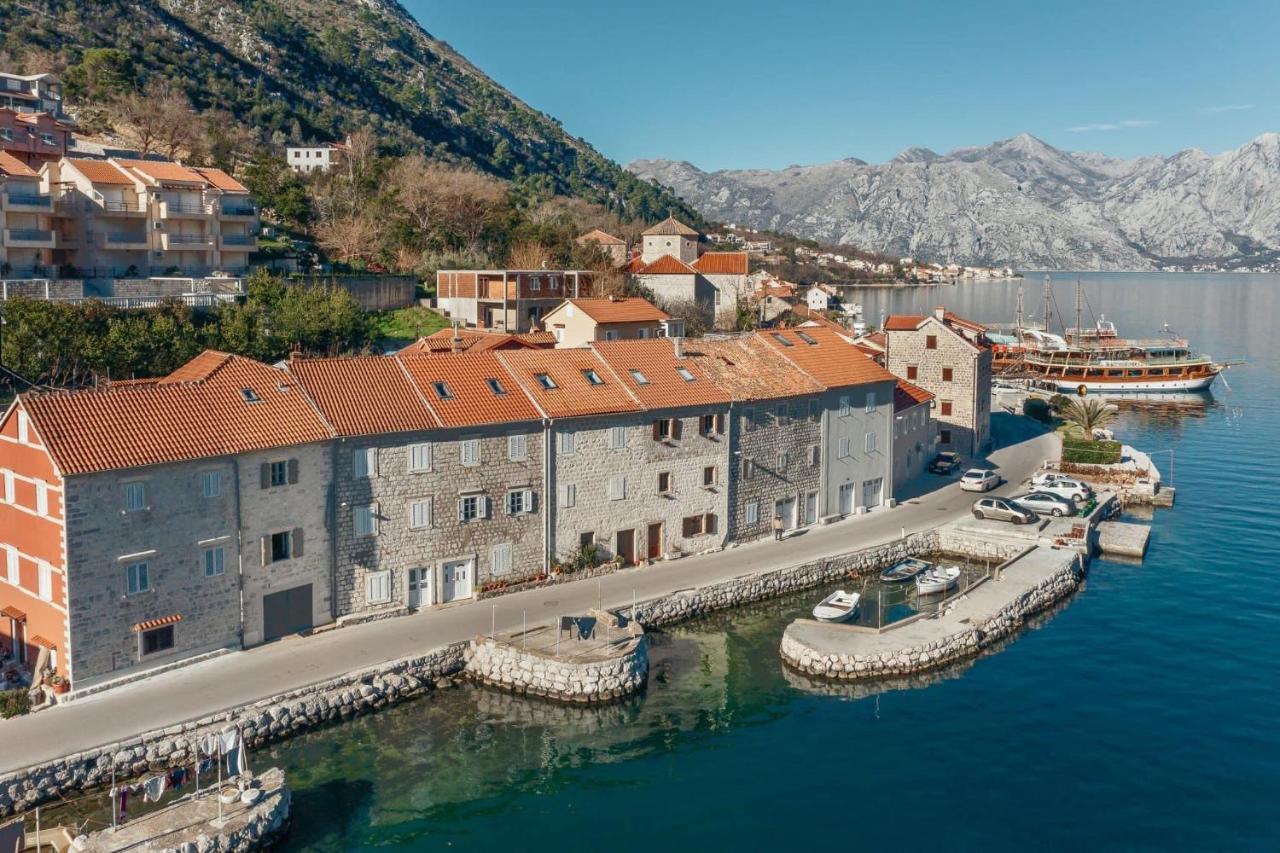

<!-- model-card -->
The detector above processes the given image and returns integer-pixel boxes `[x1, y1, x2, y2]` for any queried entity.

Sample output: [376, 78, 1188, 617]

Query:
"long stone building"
[0, 331, 904, 693]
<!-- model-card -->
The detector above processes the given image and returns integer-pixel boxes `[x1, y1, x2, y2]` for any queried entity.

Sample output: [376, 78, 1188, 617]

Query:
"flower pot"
[219, 788, 240, 805]
[51, 680, 69, 695]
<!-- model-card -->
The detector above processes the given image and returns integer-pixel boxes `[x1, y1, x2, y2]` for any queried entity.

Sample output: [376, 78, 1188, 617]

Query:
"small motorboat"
[812, 590, 861, 622]
[880, 557, 932, 583]
[915, 566, 961, 595]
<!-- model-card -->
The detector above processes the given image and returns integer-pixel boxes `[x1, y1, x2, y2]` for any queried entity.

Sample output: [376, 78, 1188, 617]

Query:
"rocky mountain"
[628, 133, 1280, 270]
[0, 0, 693, 220]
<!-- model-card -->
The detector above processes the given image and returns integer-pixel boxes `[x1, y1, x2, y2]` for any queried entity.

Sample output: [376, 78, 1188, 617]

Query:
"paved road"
[0, 426, 1055, 774]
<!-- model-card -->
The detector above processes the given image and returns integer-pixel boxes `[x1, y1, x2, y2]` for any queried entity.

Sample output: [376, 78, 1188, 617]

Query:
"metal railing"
[162, 201, 211, 215]
[101, 200, 145, 213]
[4, 193, 52, 208]
[220, 234, 256, 245]
[220, 205, 257, 217]
[167, 234, 213, 245]
[5, 228, 54, 242]
[104, 232, 148, 244]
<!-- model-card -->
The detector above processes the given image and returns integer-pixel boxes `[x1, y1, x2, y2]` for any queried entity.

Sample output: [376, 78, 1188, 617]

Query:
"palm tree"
[1060, 396, 1118, 437]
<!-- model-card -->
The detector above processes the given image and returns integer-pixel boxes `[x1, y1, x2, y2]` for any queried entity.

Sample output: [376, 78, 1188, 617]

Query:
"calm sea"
[261, 273, 1280, 851]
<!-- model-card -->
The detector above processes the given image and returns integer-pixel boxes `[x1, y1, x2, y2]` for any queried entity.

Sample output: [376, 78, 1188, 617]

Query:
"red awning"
[1, 605, 26, 621]
[133, 614, 182, 632]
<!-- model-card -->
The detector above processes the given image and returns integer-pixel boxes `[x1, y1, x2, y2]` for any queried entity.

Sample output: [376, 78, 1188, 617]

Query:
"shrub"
[1062, 437, 1122, 465]
[1023, 397, 1053, 422]
[0, 688, 31, 719]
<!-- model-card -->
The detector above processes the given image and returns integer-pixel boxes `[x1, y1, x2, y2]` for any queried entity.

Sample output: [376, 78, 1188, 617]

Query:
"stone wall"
[0, 279, 83, 300]
[886, 316, 991, 456]
[779, 554, 1084, 681]
[0, 644, 466, 817]
[730, 396, 823, 540]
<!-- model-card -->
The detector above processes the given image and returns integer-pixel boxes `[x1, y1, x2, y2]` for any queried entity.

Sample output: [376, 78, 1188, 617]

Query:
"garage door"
[263, 584, 313, 642]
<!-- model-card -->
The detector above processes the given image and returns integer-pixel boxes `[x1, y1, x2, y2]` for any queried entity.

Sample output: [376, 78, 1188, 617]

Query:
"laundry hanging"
[114, 786, 129, 824]
[142, 774, 167, 803]
[168, 767, 187, 792]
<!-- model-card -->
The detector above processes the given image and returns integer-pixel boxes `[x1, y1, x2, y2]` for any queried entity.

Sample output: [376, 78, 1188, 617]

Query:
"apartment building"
[625, 217, 750, 329]
[39, 157, 258, 277]
[541, 296, 676, 347]
[893, 379, 935, 491]
[0, 108, 72, 166]
[0, 352, 335, 690]
[884, 307, 993, 457]
[436, 268, 595, 333]
[0, 73, 67, 121]
[1, 151, 58, 277]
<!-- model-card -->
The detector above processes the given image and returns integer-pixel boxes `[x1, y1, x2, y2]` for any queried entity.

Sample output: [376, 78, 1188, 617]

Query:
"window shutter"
[523, 488, 534, 512]
[716, 413, 726, 434]
[261, 535, 271, 566]
[287, 458, 299, 485]
[671, 418, 682, 440]
[259, 463, 270, 490]
[704, 513, 717, 535]
[482, 497, 492, 519]
[457, 499, 465, 522]
[292, 527, 304, 558]
[652, 421, 661, 441]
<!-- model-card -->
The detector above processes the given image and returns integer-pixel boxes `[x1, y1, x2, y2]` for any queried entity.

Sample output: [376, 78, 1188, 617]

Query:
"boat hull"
[1041, 373, 1217, 393]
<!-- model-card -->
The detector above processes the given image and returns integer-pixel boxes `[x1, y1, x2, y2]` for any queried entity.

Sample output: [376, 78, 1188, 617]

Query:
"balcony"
[218, 233, 258, 252]
[96, 199, 147, 218]
[2, 192, 53, 212]
[158, 200, 212, 219]
[161, 233, 214, 251]
[100, 232, 150, 251]
[218, 204, 258, 220]
[4, 228, 56, 248]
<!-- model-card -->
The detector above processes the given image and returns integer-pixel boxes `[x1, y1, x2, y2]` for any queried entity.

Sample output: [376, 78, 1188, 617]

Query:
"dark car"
[929, 452, 962, 474]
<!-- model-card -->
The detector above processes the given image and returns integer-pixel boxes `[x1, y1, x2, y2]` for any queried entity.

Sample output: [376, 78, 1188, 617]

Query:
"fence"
[287, 274, 418, 311]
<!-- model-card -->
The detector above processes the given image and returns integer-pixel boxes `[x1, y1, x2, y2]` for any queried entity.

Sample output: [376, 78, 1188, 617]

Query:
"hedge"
[1062, 437, 1122, 465]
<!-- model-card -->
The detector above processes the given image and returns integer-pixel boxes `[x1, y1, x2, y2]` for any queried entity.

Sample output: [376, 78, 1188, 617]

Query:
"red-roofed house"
[627, 217, 750, 330]
[575, 228, 627, 266]
[1, 148, 59, 277]
[540, 296, 676, 347]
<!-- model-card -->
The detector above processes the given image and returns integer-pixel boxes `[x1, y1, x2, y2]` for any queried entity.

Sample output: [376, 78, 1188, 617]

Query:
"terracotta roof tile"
[550, 297, 669, 324]
[895, 378, 934, 411]
[591, 340, 731, 410]
[289, 355, 439, 437]
[404, 328, 554, 354]
[114, 158, 204, 184]
[693, 252, 748, 275]
[884, 314, 927, 331]
[0, 151, 37, 178]
[635, 254, 698, 275]
[641, 216, 700, 237]
[65, 158, 134, 186]
[684, 337, 824, 401]
[190, 166, 248, 193]
[576, 228, 625, 245]
[397, 352, 542, 427]
[29, 635, 57, 649]
[20, 352, 333, 475]
[942, 310, 987, 333]
[757, 326, 898, 389]
[496, 349, 641, 419]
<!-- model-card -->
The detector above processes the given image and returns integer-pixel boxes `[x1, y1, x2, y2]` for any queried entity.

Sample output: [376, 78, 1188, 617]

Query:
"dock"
[1096, 521, 1151, 558]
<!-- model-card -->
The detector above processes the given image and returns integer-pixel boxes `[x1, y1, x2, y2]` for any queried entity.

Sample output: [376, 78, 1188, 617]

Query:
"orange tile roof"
[884, 315, 926, 331]
[20, 352, 333, 475]
[405, 328, 554, 354]
[65, 158, 134, 186]
[591, 340, 731, 410]
[555, 297, 669, 324]
[866, 331, 887, 347]
[0, 151, 37, 178]
[397, 352, 542, 427]
[684, 337, 824, 401]
[157, 349, 230, 384]
[942, 310, 987, 333]
[289, 355, 439, 437]
[642, 216, 699, 237]
[621, 256, 647, 274]
[635, 254, 698, 275]
[133, 614, 183, 633]
[895, 378, 934, 411]
[191, 166, 248, 193]
[496, 348, 641, 419]
[114, 158, 204, 184]
[693, 252, 749, 275]
[757, 326, 898, 389]
[576, 228, 625, 245]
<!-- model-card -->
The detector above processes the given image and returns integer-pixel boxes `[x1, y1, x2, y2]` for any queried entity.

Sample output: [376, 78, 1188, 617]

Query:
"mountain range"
[628, 133, 1280, 270]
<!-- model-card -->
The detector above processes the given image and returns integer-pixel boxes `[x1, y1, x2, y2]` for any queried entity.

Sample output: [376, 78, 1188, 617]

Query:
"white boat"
[812, 590, 860, 622]
[880, 557, 931, 583]
[915, 566, 961, 595]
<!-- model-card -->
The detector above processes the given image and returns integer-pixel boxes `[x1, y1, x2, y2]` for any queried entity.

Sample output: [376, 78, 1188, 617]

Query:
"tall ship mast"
[986, 276, 1243, 393]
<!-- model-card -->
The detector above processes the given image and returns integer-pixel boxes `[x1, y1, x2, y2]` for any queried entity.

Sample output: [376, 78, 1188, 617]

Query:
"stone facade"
[550, 408, 730, 565]
[729, 394, 824, 539]
[333, 424, 545, 613]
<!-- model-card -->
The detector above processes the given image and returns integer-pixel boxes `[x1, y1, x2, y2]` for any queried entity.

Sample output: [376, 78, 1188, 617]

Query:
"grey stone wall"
[64, 459, 243, 687]
[333, 424, 545, 614]
[728, 395, 823, 540]
[885, 320, 992, 457]
[550, 408, 730, 564]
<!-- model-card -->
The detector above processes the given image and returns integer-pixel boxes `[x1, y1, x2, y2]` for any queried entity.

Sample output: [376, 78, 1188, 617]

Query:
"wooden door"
[646, 522, 663, 560]
[616, 529, 636, 566]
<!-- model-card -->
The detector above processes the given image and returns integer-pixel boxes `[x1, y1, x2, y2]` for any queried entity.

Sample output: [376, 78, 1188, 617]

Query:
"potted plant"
[49, 674, 69, 695]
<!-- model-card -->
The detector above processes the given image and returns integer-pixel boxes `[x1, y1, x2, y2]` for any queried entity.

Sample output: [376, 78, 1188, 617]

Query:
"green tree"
[1060, 397, 1118, 436]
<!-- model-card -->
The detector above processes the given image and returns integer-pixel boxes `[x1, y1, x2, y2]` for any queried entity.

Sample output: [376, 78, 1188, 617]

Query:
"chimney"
[451, 321, 463, 354]
[934, 306, 946, 321]
[673, 336, 684, 360]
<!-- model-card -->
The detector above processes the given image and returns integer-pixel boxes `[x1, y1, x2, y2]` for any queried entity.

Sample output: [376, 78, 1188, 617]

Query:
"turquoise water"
[263, 274, 1280, 851]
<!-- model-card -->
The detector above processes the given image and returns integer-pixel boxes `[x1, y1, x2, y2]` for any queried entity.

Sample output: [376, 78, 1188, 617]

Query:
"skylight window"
[676, 367, 695, 382]
[536, 373, 557, 390]
[771, 333, 794, 347]
[241, 388, 261, 403]
[433, 381, 454, 400]
[630, 369, 649, 385]
[582, 369, 604, 386]
[796, 331, 817, 345]
[486, 378, 507, 396]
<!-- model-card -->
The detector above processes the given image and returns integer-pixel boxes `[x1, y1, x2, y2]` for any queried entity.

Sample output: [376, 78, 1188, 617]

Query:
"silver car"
[1011, 491, 1075, 517]
[972, 496, 1037, 525]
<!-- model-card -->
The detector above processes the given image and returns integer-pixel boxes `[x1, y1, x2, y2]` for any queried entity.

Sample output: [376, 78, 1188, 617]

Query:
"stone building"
[884, 307, 992, 457]
[625, 216, 750, 329]
[435, 268, 595, 332]
[1, 351, 334, 690]
[575, 228, 627, 266]
[892, 379, 935, 492]
[686, 337, 826, 540]
[290, 352, 547, 613]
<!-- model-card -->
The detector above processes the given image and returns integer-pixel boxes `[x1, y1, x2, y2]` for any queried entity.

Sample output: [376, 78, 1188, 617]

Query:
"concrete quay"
[780, 539, 1084, 681]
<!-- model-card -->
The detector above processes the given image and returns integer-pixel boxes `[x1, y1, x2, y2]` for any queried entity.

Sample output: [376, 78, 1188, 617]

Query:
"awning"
[0, 606, 26, 621]
[28, 635, 57, 649]
[133, 614, 182, 633]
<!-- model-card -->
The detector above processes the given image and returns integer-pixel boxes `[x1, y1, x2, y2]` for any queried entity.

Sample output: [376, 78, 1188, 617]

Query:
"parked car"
[1030, 470, 1091, 490]
[1011, 491, 1076, 517]
[959, 468, 1002, 492]
[929, 452, 962, 475]
[972, 496, 1037, 525]
[1034, 478, 1092, 503]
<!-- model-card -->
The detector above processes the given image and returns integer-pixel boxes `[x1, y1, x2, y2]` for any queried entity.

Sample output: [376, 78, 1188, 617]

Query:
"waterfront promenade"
[0, 428, 1054, 774]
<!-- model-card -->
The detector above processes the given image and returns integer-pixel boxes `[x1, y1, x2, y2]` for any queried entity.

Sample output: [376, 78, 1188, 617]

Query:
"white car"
[959, 468, 1001, 492]
[1034, 478, 1092, 503]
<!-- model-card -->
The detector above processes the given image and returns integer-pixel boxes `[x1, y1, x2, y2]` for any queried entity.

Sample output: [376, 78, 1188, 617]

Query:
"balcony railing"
[220, 205, 257, 217]
[168, 233, 213, 244]
[5, 228, 55, 244]
[4, 193, 52, 209]
[161, 201, 211, 215]
[105, 232, 148, 245]
[101, 200, 145, 213]
[220, 234, 256, 246]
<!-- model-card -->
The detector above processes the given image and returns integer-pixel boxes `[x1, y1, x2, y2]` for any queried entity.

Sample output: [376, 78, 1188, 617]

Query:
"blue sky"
[406, 0, 1279, 171]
